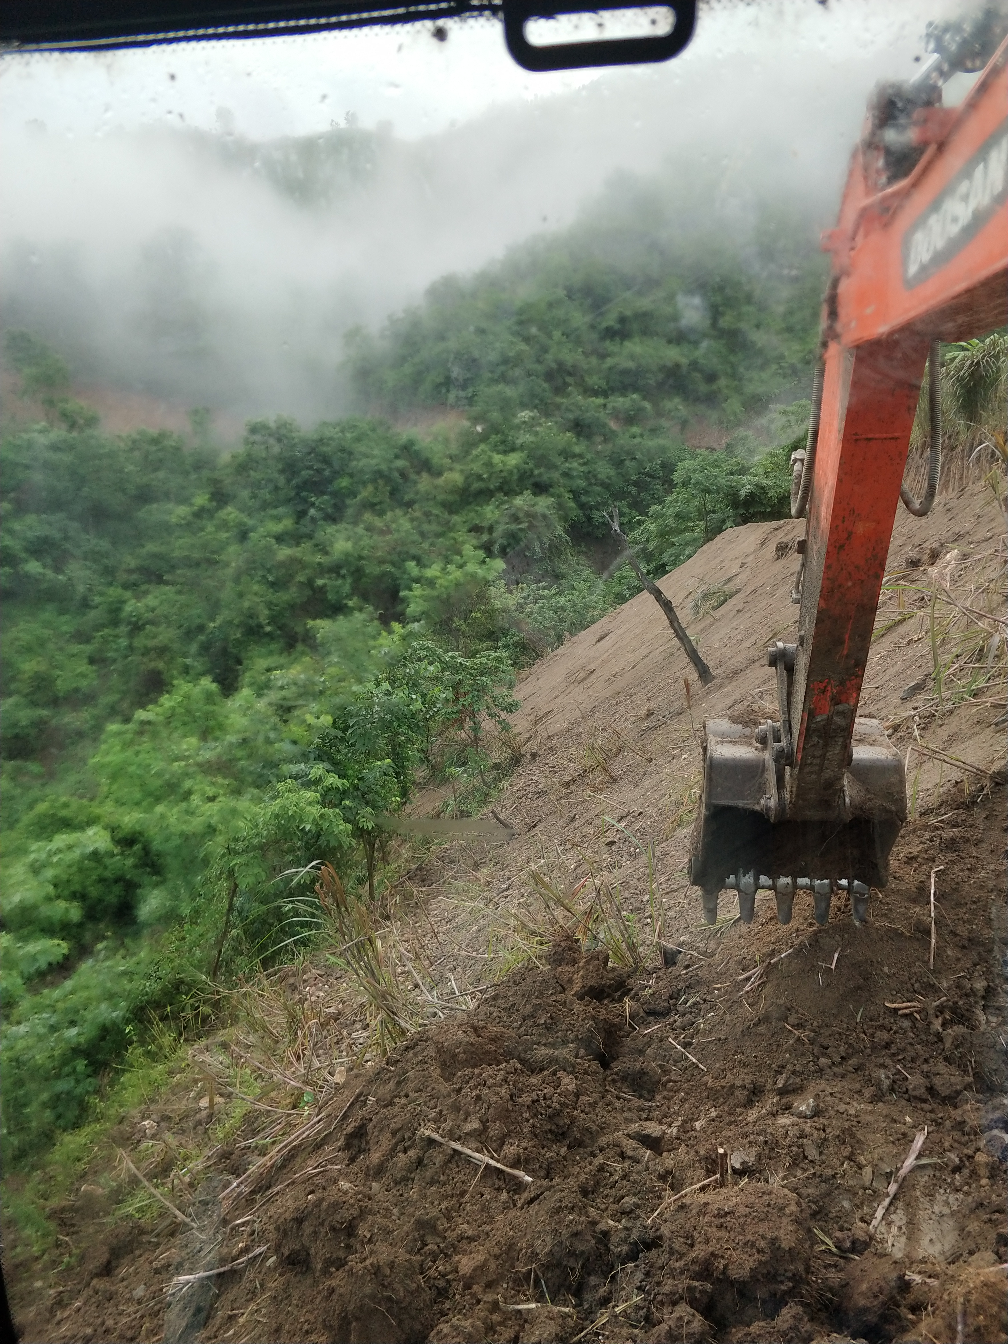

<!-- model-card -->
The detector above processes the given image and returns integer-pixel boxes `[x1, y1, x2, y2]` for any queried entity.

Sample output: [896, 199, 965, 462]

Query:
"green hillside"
[0, 174, 819, 1183]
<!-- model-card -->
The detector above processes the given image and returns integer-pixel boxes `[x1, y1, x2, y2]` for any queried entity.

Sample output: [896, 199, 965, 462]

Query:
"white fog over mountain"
[0, 2, 956, 422]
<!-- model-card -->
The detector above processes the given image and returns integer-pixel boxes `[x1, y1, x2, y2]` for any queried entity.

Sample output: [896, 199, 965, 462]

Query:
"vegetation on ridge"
[1, 179, 822, 1184]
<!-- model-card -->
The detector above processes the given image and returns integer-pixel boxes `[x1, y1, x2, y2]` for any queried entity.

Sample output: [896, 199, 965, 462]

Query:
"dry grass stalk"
[570, 1296, 644, 1342]
[929, 865, 944, 969]
[316, 863, 420, 1056]
[221, 1084, 364, 1214]
[116, 1148, 200, 1232]
[647, 1173, 719, 1224]
[869, 1126, 928, 1236]
[419, 1127, 534, 1184]
[876, 549, 1007, 714]
[166, 1246, 269, 1299]
[668, 1037, 706, 1071]
[231, 1161, 344, 1226]
[224, 968, 348, 1100]
[906, 740, 999, 779]
[526, 825, 663, 972]
[500, 1300, 576, 1315]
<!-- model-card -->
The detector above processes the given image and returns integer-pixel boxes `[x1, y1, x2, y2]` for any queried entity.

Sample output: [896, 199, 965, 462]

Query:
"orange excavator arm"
[690, 27, 1008, 927]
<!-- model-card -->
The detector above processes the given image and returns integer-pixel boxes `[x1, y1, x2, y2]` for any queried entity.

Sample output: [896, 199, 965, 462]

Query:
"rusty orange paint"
[826, 41, 1008, 347]
[788, 40, 1008, 811]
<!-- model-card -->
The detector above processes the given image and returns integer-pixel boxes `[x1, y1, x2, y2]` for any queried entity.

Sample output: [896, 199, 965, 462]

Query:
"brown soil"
[0, 369, 245, 441]
[10, 481, 1007, 1344]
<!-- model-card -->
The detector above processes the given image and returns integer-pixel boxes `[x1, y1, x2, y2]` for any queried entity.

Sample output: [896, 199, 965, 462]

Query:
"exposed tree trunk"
[210, 874, 238, 981]
[364, 834, 376, 905]
[606, 507, 714, 687]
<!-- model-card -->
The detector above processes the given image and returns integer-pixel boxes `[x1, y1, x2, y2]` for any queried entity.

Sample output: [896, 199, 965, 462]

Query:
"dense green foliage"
[347, 175, 824, 426]
[1, 184, 815, 1169]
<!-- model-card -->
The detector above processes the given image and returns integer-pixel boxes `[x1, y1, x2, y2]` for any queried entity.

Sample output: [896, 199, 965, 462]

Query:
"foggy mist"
[0, 3, 959, 425]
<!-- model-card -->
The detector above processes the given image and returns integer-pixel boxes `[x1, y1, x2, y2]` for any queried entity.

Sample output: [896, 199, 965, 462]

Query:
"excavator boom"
[691, 28, 1008, 926]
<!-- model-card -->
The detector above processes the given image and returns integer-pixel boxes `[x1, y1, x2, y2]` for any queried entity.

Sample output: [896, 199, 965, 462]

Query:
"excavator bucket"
[686, 17, 1008, 929]
[689, 716, 907, 928]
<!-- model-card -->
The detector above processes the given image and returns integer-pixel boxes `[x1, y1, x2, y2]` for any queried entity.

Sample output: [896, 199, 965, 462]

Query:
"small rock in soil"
[792, 1096, 818, 1118]
[982, 1129, 1008, 1161]
[973, 1151, 993, 1179]
[980, 1094, 1008, 1132]
[907, 1073, 928, 1101]
[730, 1149, 753, 1174]
[627, 1121, 675, 1153]
[648, 1302, 713, 1343]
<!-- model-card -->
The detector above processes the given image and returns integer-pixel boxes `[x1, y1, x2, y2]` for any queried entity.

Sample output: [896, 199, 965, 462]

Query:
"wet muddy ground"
[27, 779, 1007, 1344]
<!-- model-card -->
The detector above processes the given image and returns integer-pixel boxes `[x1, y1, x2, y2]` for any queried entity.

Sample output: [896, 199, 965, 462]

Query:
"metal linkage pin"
[738, 870, 756, 924]
[851, 880, 870, 926]
[775, 876, 794, 924]
[813, 878, 832, 925]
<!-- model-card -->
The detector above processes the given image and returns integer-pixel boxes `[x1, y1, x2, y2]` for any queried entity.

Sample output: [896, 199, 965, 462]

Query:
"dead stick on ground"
[166, 1246, 269, 1299]
[606, 506, 713, 686]
[419, 1128, 533, 1184]
[668, 1037, 707, 1071]
[571, 1295, 644, 1342]
[117, 1149, 200, 1232]
[869, 1127, 927, 1236]
[929, 865, 944, 969]
[499, 1299, 576, 1315]
[647, 1174, 719, 1225]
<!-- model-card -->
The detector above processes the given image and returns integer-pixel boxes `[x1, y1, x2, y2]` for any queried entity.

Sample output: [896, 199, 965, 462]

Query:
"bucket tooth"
[813, 879, 832, 925]
[851, 880, 870, 926]
[738, 870, 756, 924]
[702, 890, 720, 925]
[775, 877, 795, 924]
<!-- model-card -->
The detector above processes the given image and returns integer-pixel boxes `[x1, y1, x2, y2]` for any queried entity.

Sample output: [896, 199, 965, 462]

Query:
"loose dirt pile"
[210, 777, 1008, 1344]
[11, 481, 1007, 1344]
[32, 780, 1008, 1344]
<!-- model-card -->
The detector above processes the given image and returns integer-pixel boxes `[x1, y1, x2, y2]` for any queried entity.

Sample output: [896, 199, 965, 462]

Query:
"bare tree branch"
[606, 507, 714, 686]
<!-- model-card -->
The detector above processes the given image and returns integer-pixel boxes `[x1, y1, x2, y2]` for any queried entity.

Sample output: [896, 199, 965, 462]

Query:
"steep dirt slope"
[406, 478, 1005, 989]
[12, 480, 1006, 1344]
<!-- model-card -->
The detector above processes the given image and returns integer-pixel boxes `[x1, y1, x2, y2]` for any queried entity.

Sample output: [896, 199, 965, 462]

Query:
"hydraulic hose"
[900, 340, 941, 517]
[791, 356, 824, 520]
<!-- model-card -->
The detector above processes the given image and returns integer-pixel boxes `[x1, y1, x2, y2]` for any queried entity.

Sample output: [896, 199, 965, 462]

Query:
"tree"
[606, 507, 713, 686]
